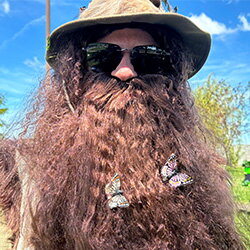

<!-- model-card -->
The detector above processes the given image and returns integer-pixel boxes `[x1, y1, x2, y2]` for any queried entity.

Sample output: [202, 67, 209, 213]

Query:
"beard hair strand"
[17, 73, 243, 250]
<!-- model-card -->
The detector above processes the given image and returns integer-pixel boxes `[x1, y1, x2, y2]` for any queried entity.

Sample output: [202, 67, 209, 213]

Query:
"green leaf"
[0, 108, 7, 115]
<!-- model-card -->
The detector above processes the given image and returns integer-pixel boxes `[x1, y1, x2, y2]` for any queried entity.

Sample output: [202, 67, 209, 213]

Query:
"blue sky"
[0, 0, 249, 143]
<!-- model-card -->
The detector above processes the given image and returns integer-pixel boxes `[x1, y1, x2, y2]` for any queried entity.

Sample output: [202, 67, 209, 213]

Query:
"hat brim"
[46, 13, 211, 79]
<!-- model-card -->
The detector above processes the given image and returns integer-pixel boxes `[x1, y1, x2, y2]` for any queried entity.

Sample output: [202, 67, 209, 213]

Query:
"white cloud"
[0, 64, 42, 135]
[190, 13, 237, 35]
[223, 0, 240, 4]
[238, 15, 250, 31]
[12, 15, 45, 40]
[0, 15, 45, 50]
[24, 56, 45, 71]
[190, 59, 250, 89]
[1, 0, 10, 14]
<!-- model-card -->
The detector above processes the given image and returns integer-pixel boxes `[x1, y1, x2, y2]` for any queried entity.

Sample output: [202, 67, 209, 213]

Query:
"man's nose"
[111, 53, 138, 81]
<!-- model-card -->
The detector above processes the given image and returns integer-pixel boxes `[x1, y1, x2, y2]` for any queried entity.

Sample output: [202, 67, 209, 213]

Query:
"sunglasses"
[82, 42, 175, 75]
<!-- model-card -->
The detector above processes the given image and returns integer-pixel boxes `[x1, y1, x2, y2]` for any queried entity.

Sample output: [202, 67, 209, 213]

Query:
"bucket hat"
[46, 0, 211, 78]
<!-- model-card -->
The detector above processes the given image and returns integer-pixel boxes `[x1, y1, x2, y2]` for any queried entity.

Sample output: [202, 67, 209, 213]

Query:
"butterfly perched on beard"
[105, 173, 130, 209]
[161, 153, 193, 188]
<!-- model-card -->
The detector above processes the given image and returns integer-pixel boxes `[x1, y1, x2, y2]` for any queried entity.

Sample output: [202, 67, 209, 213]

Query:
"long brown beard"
[18, 73, 242, 249]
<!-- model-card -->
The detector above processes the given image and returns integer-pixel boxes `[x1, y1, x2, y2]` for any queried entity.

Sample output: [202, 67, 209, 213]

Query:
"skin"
[98, 28, 158, 81]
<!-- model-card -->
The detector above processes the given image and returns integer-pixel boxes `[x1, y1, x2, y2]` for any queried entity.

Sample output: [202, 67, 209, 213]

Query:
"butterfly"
[105, 173, 130, 209]
[161, 153, 193, 188]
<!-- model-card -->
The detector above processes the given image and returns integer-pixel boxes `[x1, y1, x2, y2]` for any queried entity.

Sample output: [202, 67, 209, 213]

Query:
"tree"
[0, 96, 8, 138]
[193, 75, 249, 167]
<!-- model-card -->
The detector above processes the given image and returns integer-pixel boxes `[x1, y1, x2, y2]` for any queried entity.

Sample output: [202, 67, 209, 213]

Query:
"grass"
[226, 166, 250, 204]
[0, 167, 249, 249]
[226, 166, 250, 249]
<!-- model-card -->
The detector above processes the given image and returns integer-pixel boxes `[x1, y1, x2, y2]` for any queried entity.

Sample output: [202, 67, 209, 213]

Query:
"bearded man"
[0, 0, 244, 249]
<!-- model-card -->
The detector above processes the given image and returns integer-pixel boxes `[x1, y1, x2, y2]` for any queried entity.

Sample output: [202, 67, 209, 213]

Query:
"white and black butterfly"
[105, 173, 130, 209]
[161, 153, 193, 188]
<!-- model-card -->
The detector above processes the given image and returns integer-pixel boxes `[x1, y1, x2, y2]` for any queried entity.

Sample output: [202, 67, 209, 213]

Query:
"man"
[0, 0, 244, 249]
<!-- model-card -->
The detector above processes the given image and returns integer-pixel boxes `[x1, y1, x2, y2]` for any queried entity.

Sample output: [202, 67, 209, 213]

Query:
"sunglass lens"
[85, 43, 122, 73]
[131, 46, 173, 75]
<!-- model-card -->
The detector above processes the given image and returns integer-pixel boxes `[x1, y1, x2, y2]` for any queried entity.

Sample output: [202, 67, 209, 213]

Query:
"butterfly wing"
[108, 194, 130, 209]
[105, 173, 121, 199]
[169, 173, 193, 188]
[161, 153, 178, 181]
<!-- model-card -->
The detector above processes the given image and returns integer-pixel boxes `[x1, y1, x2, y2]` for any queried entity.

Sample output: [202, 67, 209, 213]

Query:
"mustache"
[62, 71, 175, 115]
[78, 73, 187, 133]
[80, 73, 168, 110]
[81, 71, 170, 92]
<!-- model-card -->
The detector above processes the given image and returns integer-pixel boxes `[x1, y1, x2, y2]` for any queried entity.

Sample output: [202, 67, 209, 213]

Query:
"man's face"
[98, 28, 158, 81]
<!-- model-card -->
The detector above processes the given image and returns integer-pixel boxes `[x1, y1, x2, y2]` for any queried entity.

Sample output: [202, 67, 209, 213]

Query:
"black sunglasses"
[82, 42, 175, 75]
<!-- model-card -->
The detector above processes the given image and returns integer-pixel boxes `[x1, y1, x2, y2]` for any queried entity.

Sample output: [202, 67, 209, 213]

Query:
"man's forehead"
[97, 28, 158, 47]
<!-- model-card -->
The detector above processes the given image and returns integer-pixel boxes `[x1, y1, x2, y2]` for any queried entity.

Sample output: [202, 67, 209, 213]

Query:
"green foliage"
[193, 75, 249, 166]
[226, 166, 250, 204]
[242, 161, 250, 168]
[0, 96, 7, 137]
[226, 166, 250, 249]
[235, 212, 250, 249]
